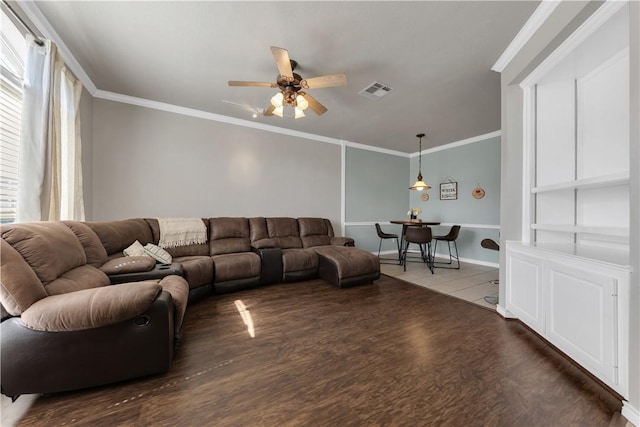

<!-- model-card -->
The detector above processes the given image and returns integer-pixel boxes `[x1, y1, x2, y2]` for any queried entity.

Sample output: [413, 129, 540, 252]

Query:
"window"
[0, 9, 26, 224]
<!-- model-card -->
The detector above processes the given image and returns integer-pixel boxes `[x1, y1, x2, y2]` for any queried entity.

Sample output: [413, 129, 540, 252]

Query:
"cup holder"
[134, 315, 150, 327]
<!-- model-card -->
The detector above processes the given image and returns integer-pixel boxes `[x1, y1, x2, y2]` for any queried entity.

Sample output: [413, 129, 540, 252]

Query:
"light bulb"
[270, 92, 284, 107]
[296, 94, 309, 110]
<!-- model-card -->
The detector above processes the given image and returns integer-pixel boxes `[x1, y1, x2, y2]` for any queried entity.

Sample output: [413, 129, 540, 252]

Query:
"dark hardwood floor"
[17, 275, 623, 426]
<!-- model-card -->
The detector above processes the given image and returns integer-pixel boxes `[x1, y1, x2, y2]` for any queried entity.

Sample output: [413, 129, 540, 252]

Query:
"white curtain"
[17, 35, 84, 222]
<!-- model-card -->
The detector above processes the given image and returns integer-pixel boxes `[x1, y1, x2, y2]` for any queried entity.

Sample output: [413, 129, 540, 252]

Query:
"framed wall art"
[440, 182, 458, 200]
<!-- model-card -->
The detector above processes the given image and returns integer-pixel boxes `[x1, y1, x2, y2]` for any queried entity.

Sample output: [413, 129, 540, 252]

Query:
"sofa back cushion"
[0, 239, 47, 315]
[266, 217, 302, 249]
[209, 217, 251, 256]
[145, 218, 210, 257]
[298, 217, 331, 248]
[86, 219, 153, 256]
[2, 222, 87, 285]
[63, 221, 109, 267]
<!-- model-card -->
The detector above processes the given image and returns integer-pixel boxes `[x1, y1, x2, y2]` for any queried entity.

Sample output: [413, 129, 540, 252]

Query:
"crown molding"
[17, 0, 98, 94]
[491, 0, 561, 73]
[344, 141, 410, 158]
[410, 130, 502, 158]
[94, 90, 343, 146]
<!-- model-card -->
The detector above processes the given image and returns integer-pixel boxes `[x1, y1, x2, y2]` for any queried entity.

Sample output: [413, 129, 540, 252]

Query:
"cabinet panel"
[506, 249, 544, 333]
[545, 261, 617, 386]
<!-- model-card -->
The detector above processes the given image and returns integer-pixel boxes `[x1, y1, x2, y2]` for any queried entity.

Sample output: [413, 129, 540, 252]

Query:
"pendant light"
[409, 133, 431, 191]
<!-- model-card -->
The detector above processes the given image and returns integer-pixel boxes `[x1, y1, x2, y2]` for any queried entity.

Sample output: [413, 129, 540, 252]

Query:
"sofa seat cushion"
[172, 256, 213, 289]
[212, 252, 260, 282]
[281, 248, 318, 273]
[21, 281, 163, 332]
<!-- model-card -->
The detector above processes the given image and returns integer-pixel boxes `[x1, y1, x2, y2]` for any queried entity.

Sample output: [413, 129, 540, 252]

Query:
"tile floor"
[379, 254, 499, 310]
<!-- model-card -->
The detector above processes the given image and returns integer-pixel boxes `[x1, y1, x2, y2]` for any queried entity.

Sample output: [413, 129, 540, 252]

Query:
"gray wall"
[344, 146, 408, 252]
[409, 136, 501, 264]
[91, 99, 342, 226]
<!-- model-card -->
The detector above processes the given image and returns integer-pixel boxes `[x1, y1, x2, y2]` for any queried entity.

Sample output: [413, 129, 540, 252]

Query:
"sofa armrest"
[21, 282, 162, 332]
[331, 237, 355, 247]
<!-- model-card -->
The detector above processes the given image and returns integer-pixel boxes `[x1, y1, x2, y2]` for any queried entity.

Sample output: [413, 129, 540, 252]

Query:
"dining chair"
[401, 226, 434, 273]
[432, 225, 461, 269]
[375, 223, 400, 264]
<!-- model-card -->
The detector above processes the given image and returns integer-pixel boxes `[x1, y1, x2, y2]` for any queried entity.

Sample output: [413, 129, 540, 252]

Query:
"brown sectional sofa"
[0, 216, 379, 399]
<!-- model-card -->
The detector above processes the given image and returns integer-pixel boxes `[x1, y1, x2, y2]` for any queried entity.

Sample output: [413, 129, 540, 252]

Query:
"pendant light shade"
[410, 133, 431, 191]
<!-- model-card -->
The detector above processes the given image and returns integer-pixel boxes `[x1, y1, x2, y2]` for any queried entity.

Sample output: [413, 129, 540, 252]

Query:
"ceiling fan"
[228, 46, 347, 119]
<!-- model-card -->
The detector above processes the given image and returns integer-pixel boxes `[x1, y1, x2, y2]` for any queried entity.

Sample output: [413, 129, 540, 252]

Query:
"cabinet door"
[544, 260, 618, 388]
[506, 248, 545, 334]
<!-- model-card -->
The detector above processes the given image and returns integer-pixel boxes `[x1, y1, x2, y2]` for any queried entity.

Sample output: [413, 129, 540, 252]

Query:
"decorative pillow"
[123, 240, 147, 257]
[144, 243, 172, 264]
[99, 256, 156, 275]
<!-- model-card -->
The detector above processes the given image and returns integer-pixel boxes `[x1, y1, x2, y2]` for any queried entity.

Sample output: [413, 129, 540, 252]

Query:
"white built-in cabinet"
[506, 2, 631, 398]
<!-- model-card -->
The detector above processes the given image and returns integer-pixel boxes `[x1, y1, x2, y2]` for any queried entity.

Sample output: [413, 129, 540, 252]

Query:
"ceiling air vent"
[358, 81, 393, 100]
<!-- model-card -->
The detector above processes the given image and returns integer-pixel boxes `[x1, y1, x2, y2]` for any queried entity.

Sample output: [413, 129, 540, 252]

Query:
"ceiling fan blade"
[228, 81, 278, 88]
[271, 46, 294, 81]
[264, 105, 275, 116]
[301, 73, 347, 89]
[301, 92, 328, 115]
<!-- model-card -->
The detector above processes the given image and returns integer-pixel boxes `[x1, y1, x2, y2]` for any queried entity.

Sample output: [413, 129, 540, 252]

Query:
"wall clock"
[421, 193, 429, 201]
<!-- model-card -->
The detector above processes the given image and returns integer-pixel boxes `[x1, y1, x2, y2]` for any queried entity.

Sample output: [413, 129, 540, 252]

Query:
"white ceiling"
[31, 1, 539, 153]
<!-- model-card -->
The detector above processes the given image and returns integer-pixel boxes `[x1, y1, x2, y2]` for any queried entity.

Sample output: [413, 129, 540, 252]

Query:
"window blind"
[0, 74, 22, 223]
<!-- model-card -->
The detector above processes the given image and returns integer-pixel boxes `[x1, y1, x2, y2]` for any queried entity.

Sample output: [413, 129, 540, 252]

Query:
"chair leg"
[396, 238, 401, 264]
[402, 241, 409, 271]
[433, 239, 461, 269]
[377, 238, 382, 257]
[452, 240, 460, 269]
[427, 242, 434, 274]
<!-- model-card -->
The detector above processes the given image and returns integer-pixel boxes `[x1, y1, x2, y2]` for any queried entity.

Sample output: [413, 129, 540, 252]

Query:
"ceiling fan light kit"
[410, 133, 431, 191]
[228, 46, 347, 119]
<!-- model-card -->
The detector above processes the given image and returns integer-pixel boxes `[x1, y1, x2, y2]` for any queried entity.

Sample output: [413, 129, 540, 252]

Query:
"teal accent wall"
[410, 136, 501, 264]
[344, 146, 408, 253]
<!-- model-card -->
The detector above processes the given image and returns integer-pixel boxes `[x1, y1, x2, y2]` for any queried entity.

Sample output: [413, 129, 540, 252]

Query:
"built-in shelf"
[521, 241, 631, 269]
[531, 223, 629, 237]
[531, 171, 630, 194]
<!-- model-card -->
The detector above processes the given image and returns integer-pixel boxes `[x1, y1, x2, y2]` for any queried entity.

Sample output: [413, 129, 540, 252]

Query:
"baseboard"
[376, 250, 499, 269]
[496, 304, 518, 319]
[622, 401, 639, 426]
